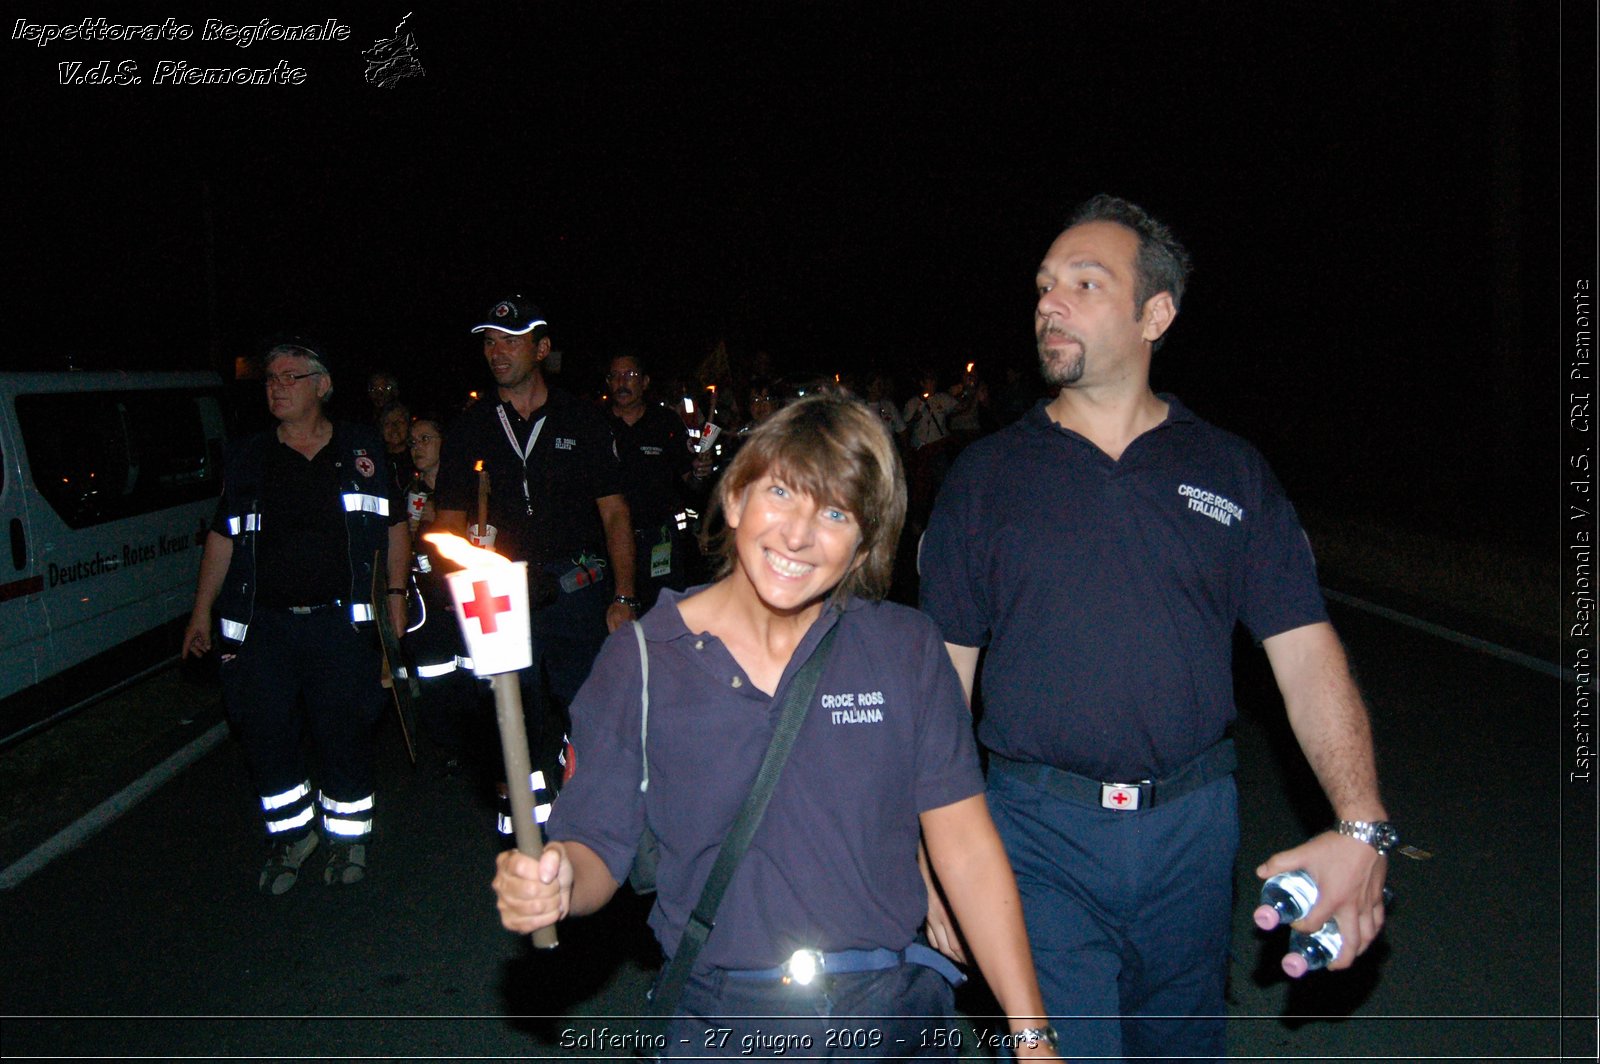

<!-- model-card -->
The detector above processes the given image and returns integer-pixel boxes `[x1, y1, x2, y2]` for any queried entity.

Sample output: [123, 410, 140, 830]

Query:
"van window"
[16, 389, 223, 529]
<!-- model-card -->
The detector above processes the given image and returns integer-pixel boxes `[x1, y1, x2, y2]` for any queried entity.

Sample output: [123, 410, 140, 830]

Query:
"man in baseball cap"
[433, 295, 639, 836]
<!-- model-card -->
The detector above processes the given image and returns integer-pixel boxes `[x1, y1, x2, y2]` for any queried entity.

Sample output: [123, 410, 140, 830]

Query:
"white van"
[0, 372, 228, 746]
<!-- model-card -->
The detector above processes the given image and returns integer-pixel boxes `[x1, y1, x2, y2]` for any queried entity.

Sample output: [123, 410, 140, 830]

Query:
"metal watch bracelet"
[1335, 819, 1397, 854]
[1012, 1025, 1059, 1052]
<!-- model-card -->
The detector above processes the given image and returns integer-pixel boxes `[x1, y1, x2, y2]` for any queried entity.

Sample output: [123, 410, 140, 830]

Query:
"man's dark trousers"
[986, 762, 1238, 1064]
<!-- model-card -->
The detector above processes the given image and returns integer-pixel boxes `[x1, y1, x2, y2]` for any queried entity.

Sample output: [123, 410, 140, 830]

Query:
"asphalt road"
[0, 600, 1591, 1061]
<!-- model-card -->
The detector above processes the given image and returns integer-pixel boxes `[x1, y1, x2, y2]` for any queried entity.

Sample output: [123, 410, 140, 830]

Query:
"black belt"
[988, 739, 1236, 812]
[267, 600, 345, 615]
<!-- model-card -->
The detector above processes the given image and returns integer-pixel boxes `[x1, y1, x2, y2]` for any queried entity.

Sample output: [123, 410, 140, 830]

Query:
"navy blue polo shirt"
[609, 402, 692, 530]
[545, 590, 983, 970]
[919, 397, 1327, 781]
[435, 389, 622, 565]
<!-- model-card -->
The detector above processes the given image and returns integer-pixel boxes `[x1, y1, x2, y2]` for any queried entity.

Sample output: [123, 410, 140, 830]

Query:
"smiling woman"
[491, 395, 1057, 1060]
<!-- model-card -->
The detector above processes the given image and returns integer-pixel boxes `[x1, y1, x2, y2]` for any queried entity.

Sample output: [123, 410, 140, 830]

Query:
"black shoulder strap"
[646, 620, 841, 1023]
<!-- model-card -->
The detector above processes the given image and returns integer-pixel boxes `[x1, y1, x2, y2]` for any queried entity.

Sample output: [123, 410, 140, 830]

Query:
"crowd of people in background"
[358, 356, 1034, 514]
[321, 349, 1045, 617]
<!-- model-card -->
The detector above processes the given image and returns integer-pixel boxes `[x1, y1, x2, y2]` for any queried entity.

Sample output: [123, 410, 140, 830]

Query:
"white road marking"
[0, 721, 228, 891]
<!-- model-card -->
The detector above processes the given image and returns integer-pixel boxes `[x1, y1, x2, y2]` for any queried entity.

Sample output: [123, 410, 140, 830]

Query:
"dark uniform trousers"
[495, 561, 613, 834]
[633, 522, 695, 613]
[221, 607, 385, 841]
[986, 766, 1238, 1064]
[405, 551, 481, 764]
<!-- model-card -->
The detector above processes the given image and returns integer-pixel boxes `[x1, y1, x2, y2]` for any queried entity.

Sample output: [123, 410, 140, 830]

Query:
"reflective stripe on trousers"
[416, 655, 475, 678]
[261, 780, 314, 836]
[496, 770, 552, 834]
[320, 790, 374, 838]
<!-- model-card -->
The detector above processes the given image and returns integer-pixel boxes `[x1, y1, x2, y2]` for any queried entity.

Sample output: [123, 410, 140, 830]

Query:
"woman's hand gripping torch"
[426, 531, 557, 949]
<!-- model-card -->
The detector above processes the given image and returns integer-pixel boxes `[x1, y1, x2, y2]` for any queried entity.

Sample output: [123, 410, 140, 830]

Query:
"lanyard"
[496, 403, 548, 516]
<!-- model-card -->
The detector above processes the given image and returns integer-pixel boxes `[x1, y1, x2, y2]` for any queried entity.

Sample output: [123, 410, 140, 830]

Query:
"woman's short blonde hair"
[703, 394, 906, 603]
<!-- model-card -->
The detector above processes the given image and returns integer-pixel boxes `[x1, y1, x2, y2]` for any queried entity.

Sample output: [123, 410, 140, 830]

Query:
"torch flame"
[474, 460, 484, 473]
[966, 362, 974, 374]
[425, 531, 512, 568]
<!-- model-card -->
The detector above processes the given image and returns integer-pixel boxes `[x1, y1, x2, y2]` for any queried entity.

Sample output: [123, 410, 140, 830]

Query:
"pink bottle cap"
[1253, 904, 1282, 931]
[1281, 952, 1310, 978]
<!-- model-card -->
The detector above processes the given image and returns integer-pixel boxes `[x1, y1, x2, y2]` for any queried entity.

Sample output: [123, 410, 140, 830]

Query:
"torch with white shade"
[425, 531, 557, 949]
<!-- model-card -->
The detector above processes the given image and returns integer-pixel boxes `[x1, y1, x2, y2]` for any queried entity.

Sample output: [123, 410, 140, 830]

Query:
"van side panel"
[0, 373, 226, 744]
[0, 397, 49, 704]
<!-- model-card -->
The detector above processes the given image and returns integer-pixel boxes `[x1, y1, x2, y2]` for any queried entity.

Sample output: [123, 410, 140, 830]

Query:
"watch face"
[1373, 822, 1399, 852]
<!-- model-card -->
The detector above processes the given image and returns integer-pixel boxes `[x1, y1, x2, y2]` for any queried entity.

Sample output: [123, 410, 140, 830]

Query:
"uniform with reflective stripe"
[210, 423, 397, 646]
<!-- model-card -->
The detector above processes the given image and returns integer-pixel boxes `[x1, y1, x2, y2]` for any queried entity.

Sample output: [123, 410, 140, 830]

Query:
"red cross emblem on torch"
[462, 581, 512, 634]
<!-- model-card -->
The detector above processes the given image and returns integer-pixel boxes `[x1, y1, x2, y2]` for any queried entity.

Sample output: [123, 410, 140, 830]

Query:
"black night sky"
[5, 2, 1592, 558]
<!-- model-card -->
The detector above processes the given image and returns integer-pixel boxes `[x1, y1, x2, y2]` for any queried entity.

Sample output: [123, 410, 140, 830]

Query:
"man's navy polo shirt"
[920, 397, 1327, 781]
[545, 590, 983, 970]
[435, 389, 622, 565]
[609, 403, 692, 531]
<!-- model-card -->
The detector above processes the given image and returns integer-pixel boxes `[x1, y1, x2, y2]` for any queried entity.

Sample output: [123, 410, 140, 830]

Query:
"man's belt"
[266, 599, 345, 615]
[988, 739, 1236, 812]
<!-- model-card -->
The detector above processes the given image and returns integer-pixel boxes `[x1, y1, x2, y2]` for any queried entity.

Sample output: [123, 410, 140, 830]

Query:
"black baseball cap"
[470, 296, 548, 337]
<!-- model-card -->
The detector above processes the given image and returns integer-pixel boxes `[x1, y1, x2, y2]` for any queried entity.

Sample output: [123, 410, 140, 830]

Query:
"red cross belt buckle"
[1101, 782, 1147, 810]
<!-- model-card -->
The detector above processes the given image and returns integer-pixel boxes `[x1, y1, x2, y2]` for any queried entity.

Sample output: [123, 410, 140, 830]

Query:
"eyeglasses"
[408, 434, 440, 446]
[263, 371, 321, 388]
[606, 370, 643, 382]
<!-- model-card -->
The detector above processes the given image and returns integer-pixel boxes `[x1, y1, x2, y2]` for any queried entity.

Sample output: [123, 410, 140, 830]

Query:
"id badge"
[650, 538, 673, 578]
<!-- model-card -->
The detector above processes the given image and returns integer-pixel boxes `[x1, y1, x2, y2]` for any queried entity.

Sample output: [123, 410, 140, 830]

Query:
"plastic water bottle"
[1283, 921, 1342, 977]
[1255, 870, 1318, 931]
[1280, 886, 1394, 978]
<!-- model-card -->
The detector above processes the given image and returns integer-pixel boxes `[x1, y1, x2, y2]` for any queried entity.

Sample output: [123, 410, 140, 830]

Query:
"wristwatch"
[1013, 1025, 1059, 1053]
[612, 595, 642, 610]
[1336, 819, 1399, 855]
